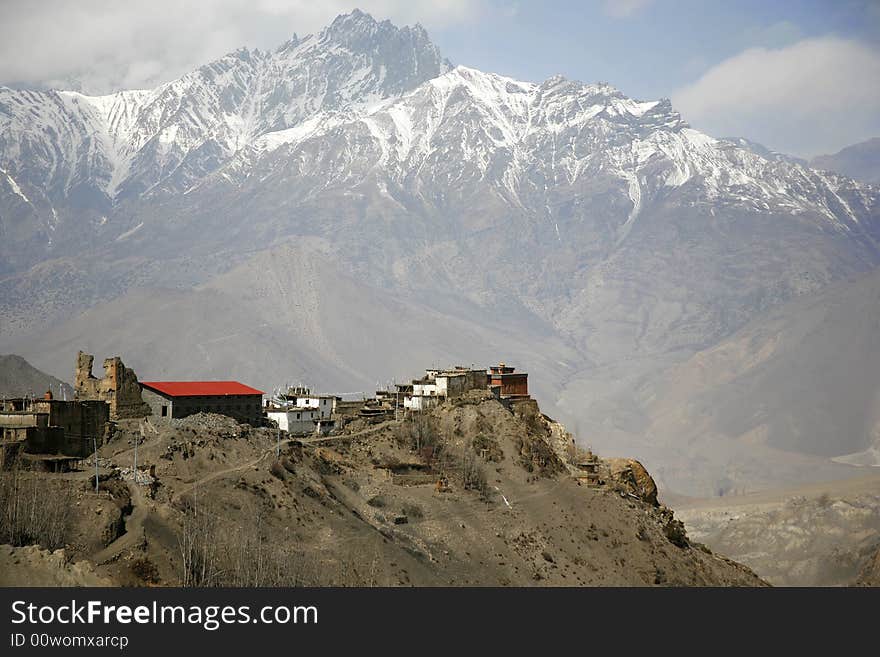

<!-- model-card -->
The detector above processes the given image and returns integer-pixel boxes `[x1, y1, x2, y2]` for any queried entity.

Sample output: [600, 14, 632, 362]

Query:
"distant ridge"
[811, 137, 880, 184]
[0, 354, 73, 398]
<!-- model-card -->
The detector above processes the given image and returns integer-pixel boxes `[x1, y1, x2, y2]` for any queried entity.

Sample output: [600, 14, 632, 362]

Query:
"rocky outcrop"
[74, 351, 150, 420]
[605, 458, 659, 506]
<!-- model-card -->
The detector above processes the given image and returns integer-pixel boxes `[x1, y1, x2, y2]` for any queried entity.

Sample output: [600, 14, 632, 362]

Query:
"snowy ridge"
[0, 9, 877, 259]
[0, 9, 449, 204]
[221, 64, 875, 237]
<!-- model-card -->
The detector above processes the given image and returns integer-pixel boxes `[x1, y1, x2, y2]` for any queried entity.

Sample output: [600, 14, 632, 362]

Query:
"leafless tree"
[0, 462, 72, 550]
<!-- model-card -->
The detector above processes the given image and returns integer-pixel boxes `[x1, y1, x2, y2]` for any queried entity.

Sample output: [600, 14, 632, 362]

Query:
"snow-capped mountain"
[2, 9, 875, 272]
[2, 11, 880, 495]
[220, 64, 875, 236]
[0, 10, 449, 267]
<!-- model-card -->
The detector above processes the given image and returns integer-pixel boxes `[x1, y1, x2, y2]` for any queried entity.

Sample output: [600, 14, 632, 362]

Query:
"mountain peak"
[325, 8, 379, 34]
[540, 73, 569, 88]
[319, 10, 449, 62]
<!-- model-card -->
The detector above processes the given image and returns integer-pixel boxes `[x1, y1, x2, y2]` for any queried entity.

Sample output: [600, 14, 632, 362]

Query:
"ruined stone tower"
[74, 351, 151, 420]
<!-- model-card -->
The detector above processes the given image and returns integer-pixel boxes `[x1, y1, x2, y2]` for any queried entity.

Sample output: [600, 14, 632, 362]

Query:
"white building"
[293, 395, 335, 420]
[282, 386, 336, 420]
[403, 367, 488, 411]
[412, 381, 440, 397]
[266, 407, 321, 434]
[403, 395, 441, 411]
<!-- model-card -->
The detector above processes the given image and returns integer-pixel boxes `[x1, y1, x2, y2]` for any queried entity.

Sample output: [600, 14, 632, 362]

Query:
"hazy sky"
[1, 0, 878, 157]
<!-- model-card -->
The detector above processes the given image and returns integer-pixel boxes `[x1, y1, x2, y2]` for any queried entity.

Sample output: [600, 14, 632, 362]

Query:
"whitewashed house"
[403, 367, 488, 411]
[294, 395, 335, 419]
[403, 394, 441, 411]
[403, 375, 444, 411]
[266, 407, 321, 435]
[283, 386, 336, 420]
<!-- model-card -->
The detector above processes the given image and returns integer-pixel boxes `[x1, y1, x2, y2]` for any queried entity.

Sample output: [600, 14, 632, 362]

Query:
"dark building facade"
[0, 394, 111, 467]
[140, 381, 264, 425]
[488, 363, 529, 398]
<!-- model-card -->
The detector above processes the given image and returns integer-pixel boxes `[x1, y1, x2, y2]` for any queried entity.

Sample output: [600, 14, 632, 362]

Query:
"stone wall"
[34, 399, 110, 451]
[0, 398, 110, 462]
[74, 352, 150, 420]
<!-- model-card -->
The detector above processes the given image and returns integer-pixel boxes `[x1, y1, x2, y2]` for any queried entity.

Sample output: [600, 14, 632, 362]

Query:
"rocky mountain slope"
[0, 10, 450, 273]
[1, 10, 879, 496]
[0, 393, 765, 587]
[617, 268, 880, 493]
[812, 137, 880, 184]
[675, 472, 880, 586]
[0, 354, 72, 398]
[857, 543, 880, 586]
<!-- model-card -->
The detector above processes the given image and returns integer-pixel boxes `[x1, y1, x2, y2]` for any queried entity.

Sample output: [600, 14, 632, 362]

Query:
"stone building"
[74, 351, 151, 420]
[139, 381, 264, 425]
[488, 363, 529, 398]
[435, 367, 488, 397]
[0, 392, 110, 469]
[403, 366, 489, 411]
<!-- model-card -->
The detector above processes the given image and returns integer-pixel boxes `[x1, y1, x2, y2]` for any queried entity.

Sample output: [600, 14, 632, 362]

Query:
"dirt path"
[171, 440, 295, 503]
[91, 481, 148, 565]
[300, 421, 391, 444]
[83, 421, 392, 566]
[170, 422, 392, 502]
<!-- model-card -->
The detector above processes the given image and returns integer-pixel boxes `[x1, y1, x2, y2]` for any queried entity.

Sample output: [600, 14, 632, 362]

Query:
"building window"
[161, 405, 168, 417]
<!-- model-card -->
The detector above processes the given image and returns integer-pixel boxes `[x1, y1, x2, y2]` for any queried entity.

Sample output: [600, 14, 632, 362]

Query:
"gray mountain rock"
[0, 354, 72, 398]
[811, 137, 880, 184]
[1, 11, 879, 495]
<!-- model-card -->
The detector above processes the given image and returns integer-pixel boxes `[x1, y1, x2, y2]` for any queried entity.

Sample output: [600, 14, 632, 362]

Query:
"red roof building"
[139, 381, 264, 425]
[140, 381, 264, 397]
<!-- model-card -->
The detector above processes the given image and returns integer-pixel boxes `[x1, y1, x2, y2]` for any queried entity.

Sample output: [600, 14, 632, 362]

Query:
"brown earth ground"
[1, 392, 764, 587]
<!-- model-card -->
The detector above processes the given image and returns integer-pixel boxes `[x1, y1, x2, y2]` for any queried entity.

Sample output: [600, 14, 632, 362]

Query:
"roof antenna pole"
[133, 422, 141, 483]
[93, 434, 99, 493]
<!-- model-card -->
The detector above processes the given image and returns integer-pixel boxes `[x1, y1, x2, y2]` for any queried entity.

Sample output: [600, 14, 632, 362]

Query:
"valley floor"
[673, 471, 880, 586]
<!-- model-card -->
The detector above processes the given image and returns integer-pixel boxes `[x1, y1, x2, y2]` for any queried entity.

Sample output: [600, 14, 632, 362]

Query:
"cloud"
[673, 36, 880, 157]
[740, 20, 803, 48]
[0, 1, 481, 94]
[602, 0, 654, 19]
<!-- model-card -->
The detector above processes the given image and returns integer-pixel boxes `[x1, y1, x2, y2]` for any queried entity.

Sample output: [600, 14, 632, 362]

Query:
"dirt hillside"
[2, 393, 764, 587]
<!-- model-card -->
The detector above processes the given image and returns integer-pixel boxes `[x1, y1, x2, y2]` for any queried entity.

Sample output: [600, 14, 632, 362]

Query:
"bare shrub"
[367, 495, 387, 508]
[177, 495, 220, 587]
[519, 405, 548, 437]
[0, 467, 72, 550]
[472, 434, 503, 462]
[269, 460, 286, 480]
[459, 449, 488, 497]
[177, 495, 305, 587]
[514, 432, 564, 476]
[405, 414, 440, 452]
[131, 557, 161, 584]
